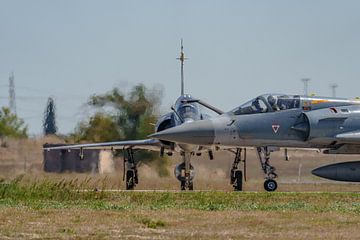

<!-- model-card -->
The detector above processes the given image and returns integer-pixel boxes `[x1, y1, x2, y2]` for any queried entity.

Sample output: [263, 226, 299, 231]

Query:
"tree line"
[0, 83, 168, 175]
[1, 83, 162, 140]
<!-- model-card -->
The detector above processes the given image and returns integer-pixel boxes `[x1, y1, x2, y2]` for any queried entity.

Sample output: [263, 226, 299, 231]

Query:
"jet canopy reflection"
[174, 94, 201, 121]
[231, 94, 301, 115]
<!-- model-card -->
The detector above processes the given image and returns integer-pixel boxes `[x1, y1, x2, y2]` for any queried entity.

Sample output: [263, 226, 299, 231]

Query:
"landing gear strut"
[230, 148, 246, 191]
[175, 152, 194, 191]
[256, 147, 278, 192]
[182, 152, 194, 190]
[123, 148, 138, 190]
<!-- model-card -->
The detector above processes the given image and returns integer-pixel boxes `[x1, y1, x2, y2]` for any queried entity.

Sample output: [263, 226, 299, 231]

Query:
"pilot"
[267, 95, 280, 111]
[277, 97, 287, 110]
[251, 98, 263, 113]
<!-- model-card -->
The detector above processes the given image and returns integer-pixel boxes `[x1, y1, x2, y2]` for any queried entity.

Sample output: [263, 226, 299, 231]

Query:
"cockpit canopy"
[231, 94, 301, 115]
[174, 94, 201, 121]
[178, 105, 199, 119]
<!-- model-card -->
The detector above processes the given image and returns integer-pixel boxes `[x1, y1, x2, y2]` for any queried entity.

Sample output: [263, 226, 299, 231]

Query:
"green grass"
[1, 177, 360, 214]
[134, 216, 167, 229]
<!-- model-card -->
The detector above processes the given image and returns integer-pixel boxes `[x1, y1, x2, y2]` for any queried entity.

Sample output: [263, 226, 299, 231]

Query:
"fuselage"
[216, 94, 360, 149]
[152, 94, 360, 152]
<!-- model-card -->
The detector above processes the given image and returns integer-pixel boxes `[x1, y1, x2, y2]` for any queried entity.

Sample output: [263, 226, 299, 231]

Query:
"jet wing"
[43, 138, 164, 151]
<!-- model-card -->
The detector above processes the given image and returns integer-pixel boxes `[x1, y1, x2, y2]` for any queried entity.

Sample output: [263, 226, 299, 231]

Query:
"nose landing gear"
[175, 152, 195, 191]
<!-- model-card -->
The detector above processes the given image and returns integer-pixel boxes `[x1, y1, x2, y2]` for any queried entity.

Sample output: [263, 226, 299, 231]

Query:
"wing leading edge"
[43, 138, 163, 151]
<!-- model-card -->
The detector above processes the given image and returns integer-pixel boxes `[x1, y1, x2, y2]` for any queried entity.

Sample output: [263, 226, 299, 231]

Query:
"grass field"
[1, 178, 360, 239]
[1, 138, 360, 239]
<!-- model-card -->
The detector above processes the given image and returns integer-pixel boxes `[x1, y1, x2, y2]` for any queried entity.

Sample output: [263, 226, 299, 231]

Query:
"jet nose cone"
[312, 165, 338, 180]
[312, 161, 360, 182]
[150, 120, 215, 145]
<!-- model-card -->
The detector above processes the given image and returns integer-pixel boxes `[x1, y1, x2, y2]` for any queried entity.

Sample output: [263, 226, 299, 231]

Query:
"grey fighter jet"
[44, 41, 225, 191]
[151, 93, 360, 191]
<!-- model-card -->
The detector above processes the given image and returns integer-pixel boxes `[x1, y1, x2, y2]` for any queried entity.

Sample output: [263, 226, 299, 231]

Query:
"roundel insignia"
[272, 124, 280, 133]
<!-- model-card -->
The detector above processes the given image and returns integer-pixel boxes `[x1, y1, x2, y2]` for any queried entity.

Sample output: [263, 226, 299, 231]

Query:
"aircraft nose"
[311, 165, 337, 180]
[150, 120, 215, 145]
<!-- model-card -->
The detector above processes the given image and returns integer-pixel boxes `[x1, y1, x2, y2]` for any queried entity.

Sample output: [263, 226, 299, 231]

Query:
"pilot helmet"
[252, 99, 261, 107]
[267, 95, 276, 106]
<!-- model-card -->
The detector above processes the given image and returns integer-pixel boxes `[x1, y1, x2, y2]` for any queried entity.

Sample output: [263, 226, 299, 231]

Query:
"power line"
[1, 82, 87, 99]
[0, 95, 86, 101]
[15, 85, 86, 98]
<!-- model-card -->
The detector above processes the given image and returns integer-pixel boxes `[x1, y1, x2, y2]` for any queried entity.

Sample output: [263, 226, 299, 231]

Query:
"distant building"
[43, 144, 114, 173]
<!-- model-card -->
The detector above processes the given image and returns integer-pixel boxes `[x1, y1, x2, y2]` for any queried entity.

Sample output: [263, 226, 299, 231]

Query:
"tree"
[72, 112, 123, 143]
[43, 97, 57, 135]
[71, 84, 168, 176]
[0, 107, 27, 138]
[88, 84, 162, 140]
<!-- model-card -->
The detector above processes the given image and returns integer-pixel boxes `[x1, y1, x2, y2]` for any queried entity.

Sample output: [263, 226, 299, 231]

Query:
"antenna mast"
[330, 83, 338, 97]
[301, 78, 310, 96]
[177, 39, 187, 95]
[9, 72, 16, 114]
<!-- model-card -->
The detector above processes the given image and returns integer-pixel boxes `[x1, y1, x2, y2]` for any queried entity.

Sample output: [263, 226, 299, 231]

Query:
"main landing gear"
[230, 148, 247, 191]
[123, 147, 196, 191]
[123, 148, 139, 190]
[256, 147, 278, 192]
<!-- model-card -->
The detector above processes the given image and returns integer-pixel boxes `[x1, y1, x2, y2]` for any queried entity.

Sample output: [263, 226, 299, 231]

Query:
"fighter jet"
[151, 93, 360, 191]
[44, 40, 226, 191]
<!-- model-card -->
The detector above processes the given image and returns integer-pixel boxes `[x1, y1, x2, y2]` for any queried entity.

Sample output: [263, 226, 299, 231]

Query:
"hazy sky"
[1, 1, 360, 134]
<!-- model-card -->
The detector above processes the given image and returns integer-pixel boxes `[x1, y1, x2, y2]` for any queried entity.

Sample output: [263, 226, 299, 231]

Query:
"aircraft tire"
[134, 169, 139, 184]
[264, 179, 277, 192]
[126, 170, 135, 190]
[188, 181, 194, 191]
[234, 170, 243, 191]
[180, 181, 186, 190]
[230, 169, 235, 184]
[180, 181, 193, 190]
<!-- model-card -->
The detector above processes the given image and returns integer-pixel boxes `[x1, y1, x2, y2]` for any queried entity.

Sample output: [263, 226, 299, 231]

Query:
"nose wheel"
[181, 180, 193, 190]
[176, 152, 195, 191]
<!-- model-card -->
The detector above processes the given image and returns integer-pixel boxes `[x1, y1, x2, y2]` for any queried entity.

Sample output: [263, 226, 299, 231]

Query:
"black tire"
[180, 181, 186, 190]
[134, 169, 139, 184]
[126, 170, 135, 190]
[234, 170, 243, 191]
[230, 169, 235, 184]
[188, 181, 194, 191]
[180, 181, 193, 190]
[264, 179, 277, 192]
